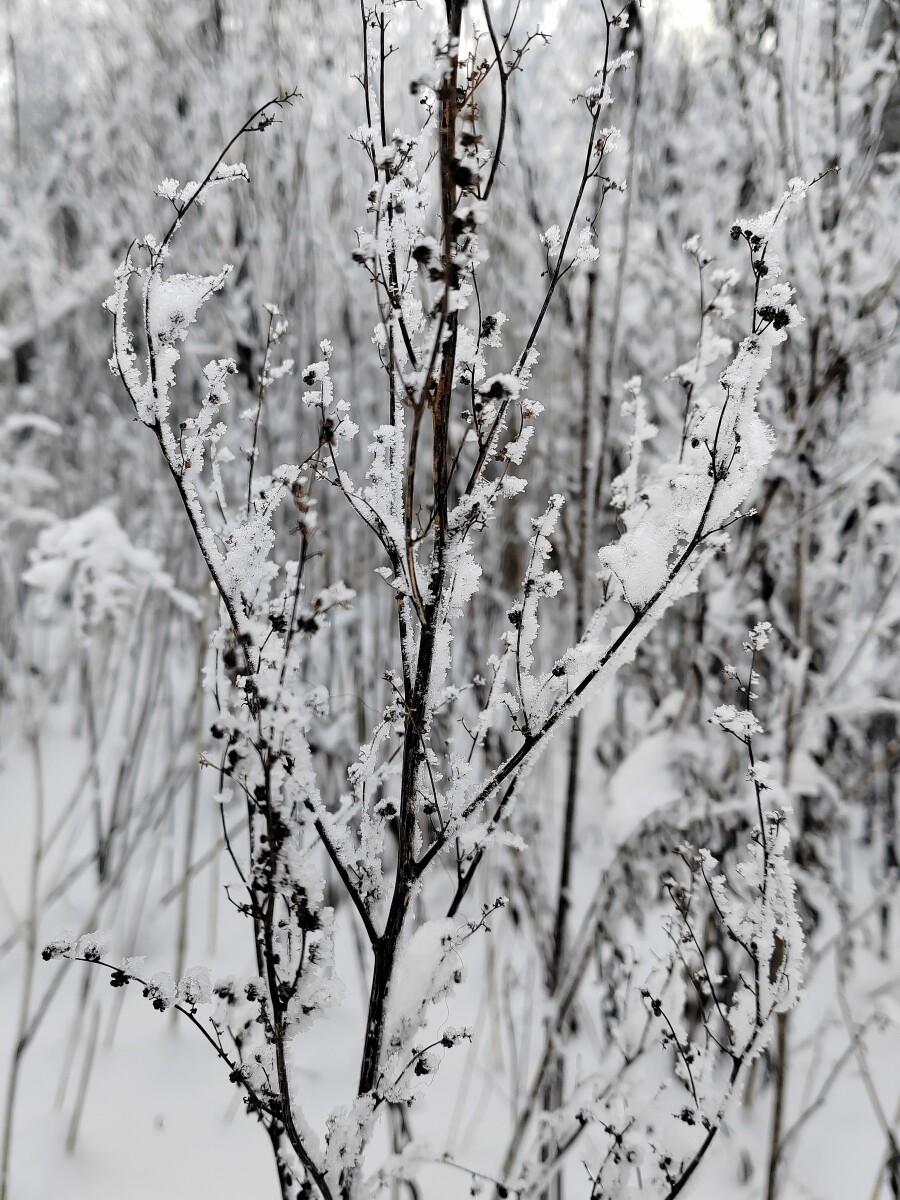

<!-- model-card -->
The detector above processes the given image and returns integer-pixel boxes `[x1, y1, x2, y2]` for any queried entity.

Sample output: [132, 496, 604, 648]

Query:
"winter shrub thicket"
[0, 3, 897, 1199]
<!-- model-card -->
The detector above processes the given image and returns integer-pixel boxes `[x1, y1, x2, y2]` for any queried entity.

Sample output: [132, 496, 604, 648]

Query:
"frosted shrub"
[51, 5, 818, 1198]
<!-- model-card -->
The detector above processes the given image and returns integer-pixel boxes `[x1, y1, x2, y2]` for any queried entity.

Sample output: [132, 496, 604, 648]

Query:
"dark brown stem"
[356, 0, 465, 1103]
[549, 256, 597, 995]
[764, 1011, 789, 1200]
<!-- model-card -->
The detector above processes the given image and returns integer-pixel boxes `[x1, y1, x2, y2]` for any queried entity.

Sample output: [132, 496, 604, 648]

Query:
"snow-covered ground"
[2, 695, 898, 1200]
